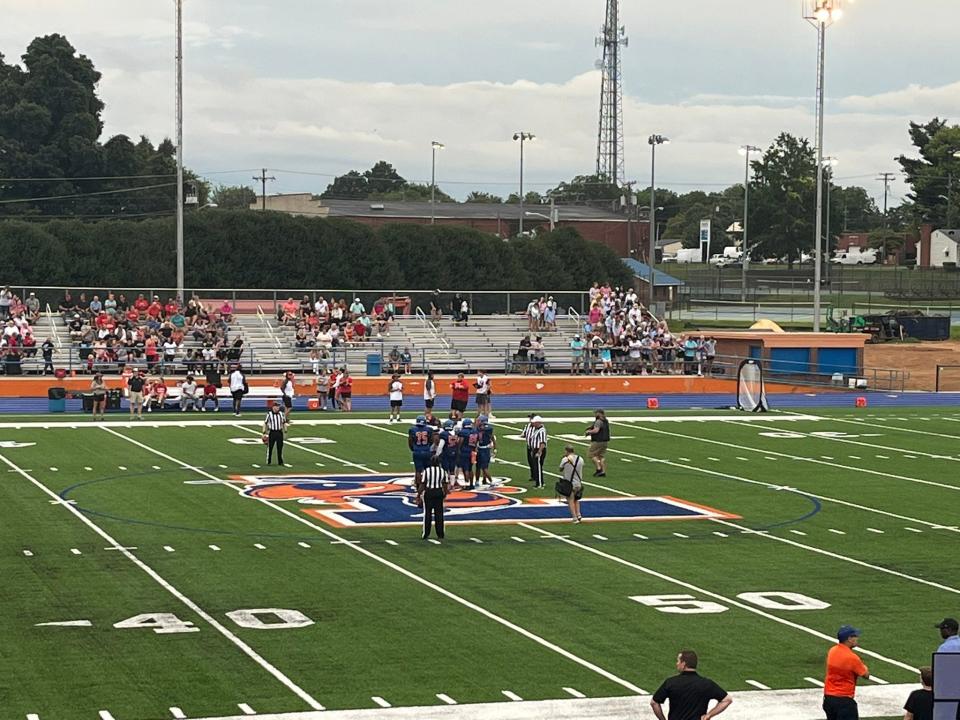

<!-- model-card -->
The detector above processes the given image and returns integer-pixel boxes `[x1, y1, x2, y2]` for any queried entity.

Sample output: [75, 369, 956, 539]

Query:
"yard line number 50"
[629, 591, 829, 615]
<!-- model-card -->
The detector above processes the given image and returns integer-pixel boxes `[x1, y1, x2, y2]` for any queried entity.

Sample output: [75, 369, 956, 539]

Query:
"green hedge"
[0, 210, 633, 292]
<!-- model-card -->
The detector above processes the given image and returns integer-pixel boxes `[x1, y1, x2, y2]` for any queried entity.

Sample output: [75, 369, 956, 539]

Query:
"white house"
[930, 229, 960, 267]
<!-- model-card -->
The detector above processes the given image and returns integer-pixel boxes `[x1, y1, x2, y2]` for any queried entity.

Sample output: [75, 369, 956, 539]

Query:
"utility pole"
[877, 172, 895, 226]
[175, 0, 184, 303]
[253, 168, 277, 211]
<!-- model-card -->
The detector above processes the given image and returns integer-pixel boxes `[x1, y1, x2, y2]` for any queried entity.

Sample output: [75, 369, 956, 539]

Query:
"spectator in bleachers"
[164, 297, 179, 320]
[349, 297, 365, 320]
[25, 292, 40, 323]
[517, 335, 532, 374]
[388, 346, 401, 373]
[531, 335, 546, 375]
[526, 298, 540, 332]
[179, 375, 199, 411]
[76, 292, 90, 316]
[41, 338, 54, 374]
[315, 295, 329, 320]
[458, 297, 469, 326]
[89, 294, 102, 315]
[401, 347, 412, 374]
[570, 334, 585, 374]
[298, 295, 312, 318]
[280, 297, 299, 325]
[544, 296, 557, 331]
[146, 296, 163, 322]
[219, 299, 234, 323]
[59, 290, 76, 319]
[103, 292, 117, 317]
[0, 286, 12, 320]
[430, 289, 442, 323]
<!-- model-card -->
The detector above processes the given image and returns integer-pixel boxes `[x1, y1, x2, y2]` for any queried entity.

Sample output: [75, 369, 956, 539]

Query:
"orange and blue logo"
[238, 474, 738, 528]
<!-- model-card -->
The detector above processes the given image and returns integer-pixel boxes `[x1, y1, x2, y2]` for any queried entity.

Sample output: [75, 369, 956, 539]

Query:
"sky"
[2, 0, 959, 205]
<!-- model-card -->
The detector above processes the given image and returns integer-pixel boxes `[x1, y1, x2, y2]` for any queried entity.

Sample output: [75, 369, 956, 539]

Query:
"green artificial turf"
[0, 406, 955, 718]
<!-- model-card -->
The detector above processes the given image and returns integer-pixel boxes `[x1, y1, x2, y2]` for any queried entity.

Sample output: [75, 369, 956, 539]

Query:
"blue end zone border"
[4, 391, 959, 414]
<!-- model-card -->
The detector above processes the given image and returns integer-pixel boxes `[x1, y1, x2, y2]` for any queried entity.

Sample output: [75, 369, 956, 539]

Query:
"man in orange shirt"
[823, 625, 870, 720]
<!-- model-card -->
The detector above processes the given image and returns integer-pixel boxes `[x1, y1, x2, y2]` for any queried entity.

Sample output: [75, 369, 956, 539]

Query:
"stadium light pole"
[174, 0, 185, 304]
[823, 156, 839, 283]
[739, 145, 761, 303]
[648, 134, 669, 310]
[430, 140, 444, 225]
[513, 132, 535, 235]
[804, 0, 845, 331]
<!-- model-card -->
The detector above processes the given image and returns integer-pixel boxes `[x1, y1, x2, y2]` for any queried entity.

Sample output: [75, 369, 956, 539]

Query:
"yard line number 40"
[114, 608, 313, 634]
[630, 592, 829, 614]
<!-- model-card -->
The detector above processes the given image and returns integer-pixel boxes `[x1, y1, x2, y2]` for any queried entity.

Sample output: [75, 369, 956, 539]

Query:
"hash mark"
[828, 529, 846, 535]
[254, 543, 266, 550]
[378, 461, 389, 466]
[678, 457, 691, 461]
[620, 458, 632, 463]
[208, 544, 221, 551]
[867, 528, 884, 534]
[70, 548, 82, 555]
[28, 714, 41, 720]
[99, 712, 116, 720]
[219, 464, 228, 469]
[23, 549, 33, 557]
[501, 690, 523, 701]
[736, 457, 750, 461]
[765, 457, 778, 461]
[384, 540, 398, 546]
[510, 536, 526, 543]
[315, 462, 325, 467]
[252, 464, 261, 468]
[633, 533, 648, 540]
[470, 537, 483, 543]
[170, 708, 187, 719]
[49, 467, 58, 472]
[848, 456, 861, 460]
[712, 532, 728, 538]
[564, 687, 586, 698]
[152, 465, 161, 470]
[745, 680, 771, 690]
[428, 539, 441, 545]
[84, 466, 93, 471]
[708, 457, 720, 461]
[372, 697, 391, 708]
[876, 455, 889, 459]
[592, 534, 608, 541]
[903, 455, 918, 459]
[118, 466, 127, 471]
[238, 704, 256, 715]
[163, 545, 175, 552]
[673, 533, 689, 539]
[789, 530, 807, 536]
[820, 456, 833, 460]
[805, 677, 824, 687]
[297, 542, 311, 548]
[905, 527, 923, 533]
[436, 694, 457, 705]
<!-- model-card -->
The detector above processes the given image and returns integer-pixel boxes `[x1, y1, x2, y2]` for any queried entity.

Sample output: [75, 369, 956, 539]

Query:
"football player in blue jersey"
[408, 415, 435, 487]
[457, 417, 480, 489]
[475, 414, 497, 487]
[437, 419, 458, 481]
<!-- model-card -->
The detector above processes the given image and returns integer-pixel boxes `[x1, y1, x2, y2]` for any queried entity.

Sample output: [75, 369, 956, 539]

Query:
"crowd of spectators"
[0, 286, 46, 373]
[286, 296, 397, 363]
[58, 290, 239, 374]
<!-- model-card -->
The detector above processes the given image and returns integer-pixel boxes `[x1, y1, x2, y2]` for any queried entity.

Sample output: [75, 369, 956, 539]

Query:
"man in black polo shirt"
[651, 650, 732, 720]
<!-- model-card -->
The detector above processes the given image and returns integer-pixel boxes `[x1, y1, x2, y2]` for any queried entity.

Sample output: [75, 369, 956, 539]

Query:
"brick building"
[253, 194, 646, 257]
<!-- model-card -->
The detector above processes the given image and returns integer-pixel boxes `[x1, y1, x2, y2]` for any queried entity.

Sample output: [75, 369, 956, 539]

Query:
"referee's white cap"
[531, 415, 543, 423]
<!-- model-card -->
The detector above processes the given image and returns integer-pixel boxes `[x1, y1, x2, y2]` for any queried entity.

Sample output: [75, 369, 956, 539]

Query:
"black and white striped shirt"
[526, 425, 547, 451]
[264, 411, 286, 431]
[421, 465, 447, 490]
[522, 422, 532, 441]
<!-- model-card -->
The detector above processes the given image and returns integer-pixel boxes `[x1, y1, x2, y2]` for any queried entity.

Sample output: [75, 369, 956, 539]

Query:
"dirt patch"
[865, 340, 960, 391]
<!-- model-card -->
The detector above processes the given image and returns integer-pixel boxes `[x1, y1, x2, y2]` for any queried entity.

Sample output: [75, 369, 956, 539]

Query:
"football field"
[2, 405, 957, 720]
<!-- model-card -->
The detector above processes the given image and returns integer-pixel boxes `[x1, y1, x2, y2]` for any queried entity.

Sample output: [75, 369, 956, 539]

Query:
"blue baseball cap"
[837, 625, 861, 643]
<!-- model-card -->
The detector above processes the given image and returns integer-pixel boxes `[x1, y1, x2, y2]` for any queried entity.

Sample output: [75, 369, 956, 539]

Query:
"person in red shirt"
[164, 298, 179, 318]
[823, 625, 869, 720]
[134, 294, 149, 316]
[95, 311, 110, 329]
[450, 373, 469, 419]
[125, 307, 139, 324]
[147, 297, 163, 320]
[353, 318, 366, 342]
[144, 337, 159, 370]
[337, 371, 353, 412]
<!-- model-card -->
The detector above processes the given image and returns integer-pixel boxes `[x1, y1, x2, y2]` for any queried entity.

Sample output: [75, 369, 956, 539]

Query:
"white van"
[676, 248, 704, 264]
[831, 248, 878, 265]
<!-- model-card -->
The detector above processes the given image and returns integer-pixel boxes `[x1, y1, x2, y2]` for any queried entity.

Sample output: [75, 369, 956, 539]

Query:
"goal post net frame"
[737, 358, 769, 413]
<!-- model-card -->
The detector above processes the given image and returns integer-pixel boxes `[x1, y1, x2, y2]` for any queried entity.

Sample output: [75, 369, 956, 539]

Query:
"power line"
[0, 182, 177, 205]
[0, 174, 176, 182]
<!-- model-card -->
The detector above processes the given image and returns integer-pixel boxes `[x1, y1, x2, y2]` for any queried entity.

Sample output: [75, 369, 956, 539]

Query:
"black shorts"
[281, 396, 292, 409]
[390, 400, 402, 408]
[476, 393, 488, 405]
[822, 696, 858, 720]
[424, 398, 434, 409]
[451, 399, 467, 412]
[328, 389, 336, 399]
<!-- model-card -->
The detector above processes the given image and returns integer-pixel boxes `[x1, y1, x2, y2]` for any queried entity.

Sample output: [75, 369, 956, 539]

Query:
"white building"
[929, 229, 960, 267]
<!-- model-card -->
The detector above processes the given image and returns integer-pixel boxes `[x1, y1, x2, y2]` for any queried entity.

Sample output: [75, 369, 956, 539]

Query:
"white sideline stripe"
[238, 703, 256, 715]
[436, 694, 457, 705]
[501, 690, 523, 701]
[371, 697, 391, 708]
[735, 417, 960, 465]
[0, 413, 823, 430]
[608, 421, 960, 530]
[0, 445, 325, 712]
[805, 677, 825, 687]
[170, 708, 187, 719]
[517, 522, 918, 674]
[99, 712, 115, 720]
[746, 680, 771, 690]
[563, 687, 586, 698]
[115, 426, 651, 697]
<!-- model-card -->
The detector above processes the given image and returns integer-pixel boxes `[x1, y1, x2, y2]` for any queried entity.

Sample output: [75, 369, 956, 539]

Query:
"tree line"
[0, 211, 634, 292]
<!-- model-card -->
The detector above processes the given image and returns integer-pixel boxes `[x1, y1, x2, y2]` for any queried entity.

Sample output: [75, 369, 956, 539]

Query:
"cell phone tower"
[596, 0, 628, 186]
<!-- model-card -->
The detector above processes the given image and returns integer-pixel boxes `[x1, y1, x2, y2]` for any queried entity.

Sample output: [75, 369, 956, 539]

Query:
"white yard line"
[0, 449, 326, 712]
[782, 411, 960, 442]
[516, 522, 917, 674]
[607, 421, 960, 517]
[726, 419, 960, 464]
[107, 426, 650, 697]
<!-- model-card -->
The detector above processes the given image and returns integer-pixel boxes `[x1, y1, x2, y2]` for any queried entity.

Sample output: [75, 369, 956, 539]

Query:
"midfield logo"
[236, 474, 739, 528]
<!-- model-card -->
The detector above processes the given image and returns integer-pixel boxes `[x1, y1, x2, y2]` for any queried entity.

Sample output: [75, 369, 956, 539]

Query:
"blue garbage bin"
[366, 353, 382, 377]
[47, 387, 67, 413]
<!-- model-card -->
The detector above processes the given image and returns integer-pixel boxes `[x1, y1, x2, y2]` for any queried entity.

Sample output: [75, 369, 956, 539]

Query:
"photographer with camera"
[557, 445, 585, 523]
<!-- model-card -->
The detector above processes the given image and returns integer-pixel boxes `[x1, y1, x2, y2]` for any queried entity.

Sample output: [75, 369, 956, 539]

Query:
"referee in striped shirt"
[527, 414, 547, 488]
[417, 457, 450, 541]
[522, 414, 534, 483]
[262, 404, 288, 465]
